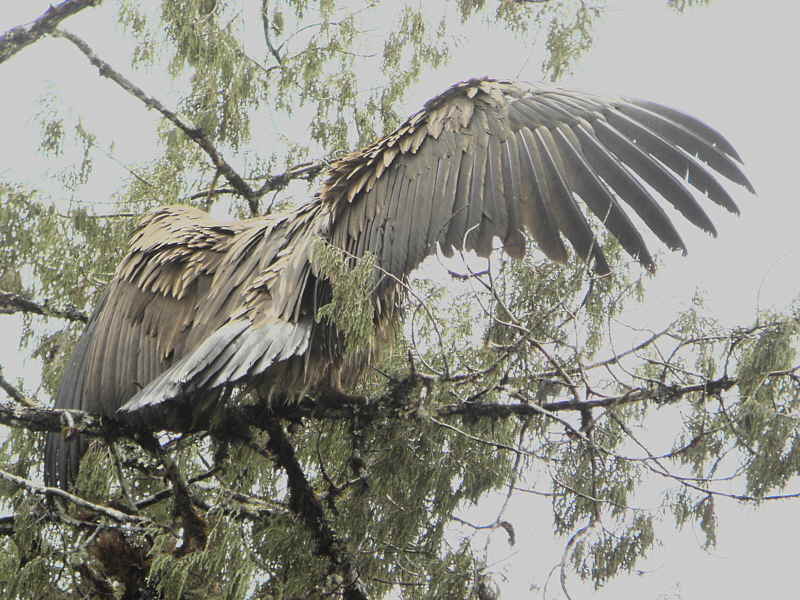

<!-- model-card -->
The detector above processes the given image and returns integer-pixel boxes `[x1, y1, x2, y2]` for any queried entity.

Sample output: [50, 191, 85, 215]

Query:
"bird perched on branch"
[44, 77, 754, 488]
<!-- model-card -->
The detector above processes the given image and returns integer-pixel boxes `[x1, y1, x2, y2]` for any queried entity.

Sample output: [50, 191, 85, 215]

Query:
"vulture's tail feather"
[44, 295, 109, 489]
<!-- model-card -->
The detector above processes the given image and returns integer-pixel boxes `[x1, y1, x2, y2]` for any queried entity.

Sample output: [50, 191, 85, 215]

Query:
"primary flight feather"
[44, 78, 753, 488]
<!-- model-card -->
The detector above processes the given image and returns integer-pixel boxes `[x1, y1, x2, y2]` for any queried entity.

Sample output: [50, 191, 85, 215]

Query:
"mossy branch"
[0, 374, 741, 438]
[259, 419, 368, 600]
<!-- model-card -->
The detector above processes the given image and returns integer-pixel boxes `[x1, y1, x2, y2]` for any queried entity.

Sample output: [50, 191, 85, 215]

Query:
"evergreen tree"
[0, 1, 796, 598]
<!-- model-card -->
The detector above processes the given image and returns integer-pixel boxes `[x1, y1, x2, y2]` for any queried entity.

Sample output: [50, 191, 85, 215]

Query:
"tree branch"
[52, 28, 258, 208]
[0, 0, 102, 66]
[0, 468, 148, 525]
[138, 433, 207, 555]
[1, 467, 280, 537]
[434, 376, 737, 420]
[259, 418, 367, 600]
[180, 159, 328, 204]
[255, 159, 327, 197]
[0, 367, 37, 408]
[182, 187, 239, 202]
[0, 375, 738, 438]
[0, 290, 88, 322]
[0, 515, 13, 536]
[260, 0, 284, 67]
[0, 402, 108, 435]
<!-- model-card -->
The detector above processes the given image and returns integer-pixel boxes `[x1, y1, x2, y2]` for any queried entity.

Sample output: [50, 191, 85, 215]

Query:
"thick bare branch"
[52, 29, 258, 207]
[0, 290, 88, 323]
[0, 0, 102, 66]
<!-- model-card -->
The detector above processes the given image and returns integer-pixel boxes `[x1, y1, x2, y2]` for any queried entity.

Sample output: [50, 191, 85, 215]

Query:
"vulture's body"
[44, 78, 753, 488]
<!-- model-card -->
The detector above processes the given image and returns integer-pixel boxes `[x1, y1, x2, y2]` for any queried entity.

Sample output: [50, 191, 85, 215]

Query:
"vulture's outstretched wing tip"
[628, 97, 747, 165]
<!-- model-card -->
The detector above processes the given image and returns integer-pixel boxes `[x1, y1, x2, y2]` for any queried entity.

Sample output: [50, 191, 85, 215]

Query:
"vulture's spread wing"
[45, 206, 239, 486]
[323, 79, 752, 277]
[116, 204, 322, 426]
[44, 205, 319, 487]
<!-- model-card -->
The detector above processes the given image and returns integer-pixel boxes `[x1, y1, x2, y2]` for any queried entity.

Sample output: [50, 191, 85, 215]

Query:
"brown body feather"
[45, 78, 753, 487]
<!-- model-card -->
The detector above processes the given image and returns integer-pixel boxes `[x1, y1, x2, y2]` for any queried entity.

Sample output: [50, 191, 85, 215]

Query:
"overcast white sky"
[1, 1, 799, 598]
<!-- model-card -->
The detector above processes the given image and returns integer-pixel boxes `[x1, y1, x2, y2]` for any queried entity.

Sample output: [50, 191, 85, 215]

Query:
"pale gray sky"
[1, 1, 799, 598]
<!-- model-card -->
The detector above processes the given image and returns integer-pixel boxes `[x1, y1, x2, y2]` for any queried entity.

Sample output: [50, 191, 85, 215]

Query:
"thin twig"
[429, 416, 525, 456]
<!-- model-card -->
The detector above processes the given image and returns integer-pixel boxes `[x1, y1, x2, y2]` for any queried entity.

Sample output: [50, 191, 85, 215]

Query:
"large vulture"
[44, 78, 753, 488]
